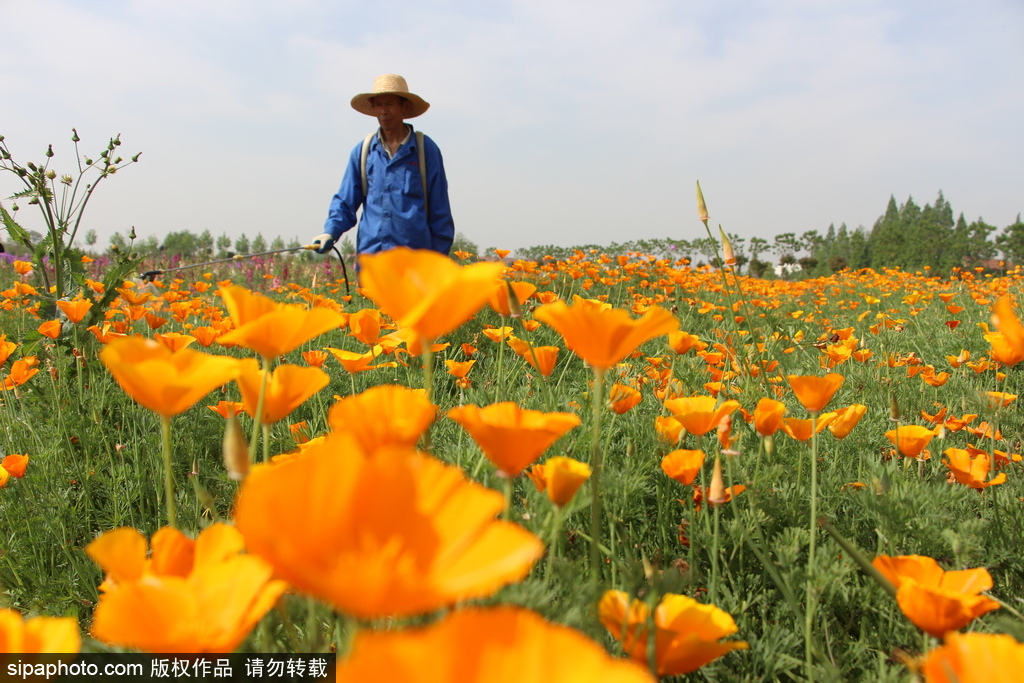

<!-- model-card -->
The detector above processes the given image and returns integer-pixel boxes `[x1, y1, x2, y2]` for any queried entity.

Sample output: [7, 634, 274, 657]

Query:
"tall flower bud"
[696, 181, 710, 224]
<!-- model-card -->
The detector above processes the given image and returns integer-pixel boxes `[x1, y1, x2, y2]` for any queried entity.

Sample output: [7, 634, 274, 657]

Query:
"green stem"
[806, 410, 820, 683]
[250, 356, 272, 463]
[161, 415, 177, 529]
[546, 505, 565, 583]
[422, 340, 435, 451]
[589, 366, 607, 594]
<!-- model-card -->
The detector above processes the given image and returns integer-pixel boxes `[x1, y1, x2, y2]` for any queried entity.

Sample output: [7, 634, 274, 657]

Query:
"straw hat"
[351, 74, 430, 118]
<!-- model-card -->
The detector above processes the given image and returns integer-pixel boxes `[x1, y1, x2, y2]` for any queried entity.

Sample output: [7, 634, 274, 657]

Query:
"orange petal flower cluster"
[943, 448, 1007, 489]
[525, 456, 592, 507]
[871, 555, 1000, 637]
[663, 396, 740, 436]
[598, 590, 748, 676]
[86, 524, 286, 652]
[99, 337, 240, 417]
[218, 286, 345, 359]
[235, 434, 544, 619]
[235, 360, 330, 424]
[359, 247, 504, 342]
[448, 402, 581, 476]
[0, 609, 80, 653]
[336, 606, 654, 683]
[534, 300, 679, 370]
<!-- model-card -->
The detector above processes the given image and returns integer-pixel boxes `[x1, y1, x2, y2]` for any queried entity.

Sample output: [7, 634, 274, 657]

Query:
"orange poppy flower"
[38, 320, 62, 339]
[753, 397, 786, 436]
[235, 437, 544, 619]
[828, 404, 867, 439]
[984, 391, 1017, 408]
[505, 335, 531, 357]
[598, 590, 748, 676]
[336, 606, 654, 683]
[885, 425, 937, 459]
[654, 415, 684, 446]
[12, 260, 33, 276]
[207, 401, 244, 419]
[0, 609, 80, 653]
[99, 338, 240, 417]
[302, 349, 329, 368]
[525, 345, 559, 377]
[693, 483, 746, 511]
[448, 402, 582, 477]
[446, 359, 476, 379]
[0, 339, 16, 368]
[359, 248, 505, 343]
[534, 300, 679, 370]
[787, 373, 844, 412]
[660, 449, 705, 486]
[920, 631, 1024, 683]
[871, 555, 1000, 637]
[608, 384, 642, 414]
[482, 326, 514, 343]
[991, 296, 1024, 365]
[663, 396, 740, 436]
[235, 360, 329, 425]
[190, 326, 220, 348]
[779, 413, 838, 441]
[217, 286, 345, 359]
[943, 448, 1006, 489]
[489, 281, 537, 317]
[326, 346, 391, 374]
[327, 385, 437, 453]
[86, 524, 286, 652]
[525, 456, 592, 507]
[153, 332, 196, 353]
[347, 308, 384, 346]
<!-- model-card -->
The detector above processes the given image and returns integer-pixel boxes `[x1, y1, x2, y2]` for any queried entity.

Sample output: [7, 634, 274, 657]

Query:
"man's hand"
[310, 233, 335, 254]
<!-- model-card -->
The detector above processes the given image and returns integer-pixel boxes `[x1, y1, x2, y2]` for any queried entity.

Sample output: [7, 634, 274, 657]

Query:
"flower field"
[3, 233, 1024, 680]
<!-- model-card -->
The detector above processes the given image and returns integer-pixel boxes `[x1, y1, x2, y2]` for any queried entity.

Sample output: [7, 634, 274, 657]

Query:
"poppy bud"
[505, 281, 522, 318]
[71, 129, 79, 142]
[719, 226, 735, 267]
[222, 413, 250, 481]
[889, 395, 901, 421]
[696, 181, 709, 224]
[45, 144, 54, 158]
[708, 456, 726, 504]
[764, 434, 775, 457]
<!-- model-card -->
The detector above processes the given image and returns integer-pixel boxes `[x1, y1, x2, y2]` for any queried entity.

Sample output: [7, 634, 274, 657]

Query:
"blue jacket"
[323, 129, 455, 255]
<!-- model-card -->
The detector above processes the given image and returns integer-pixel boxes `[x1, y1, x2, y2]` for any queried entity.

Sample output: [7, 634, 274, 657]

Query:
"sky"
[1, 0, 1022, 256]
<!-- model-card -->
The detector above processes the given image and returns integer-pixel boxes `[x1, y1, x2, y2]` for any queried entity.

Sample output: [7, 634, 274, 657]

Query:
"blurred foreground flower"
[599, 590, 748, 676]
[921, 631, 1024, 682]
[336, 606, 655, 683]
[0, 609, 80, 653]
[86, 524, 286, 652]
[328, 385, 437, 452]
[871, 555, 1000, 637]
[235, 434, 543, 619]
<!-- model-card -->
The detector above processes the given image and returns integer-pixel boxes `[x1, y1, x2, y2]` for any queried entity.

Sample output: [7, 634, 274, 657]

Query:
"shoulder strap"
[416, 131, 428, 215]
[360, 132, 374, 198]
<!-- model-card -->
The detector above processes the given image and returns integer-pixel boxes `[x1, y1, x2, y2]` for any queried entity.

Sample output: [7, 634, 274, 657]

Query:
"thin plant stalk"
[806, 409, 820, 682]
[160, 415, 177, 529]
[589, 365, 607, 594]
[249, 356, 271, 463]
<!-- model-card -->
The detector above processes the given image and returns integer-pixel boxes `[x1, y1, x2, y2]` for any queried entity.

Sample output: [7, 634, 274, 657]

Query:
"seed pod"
[889, 394, 901, 421]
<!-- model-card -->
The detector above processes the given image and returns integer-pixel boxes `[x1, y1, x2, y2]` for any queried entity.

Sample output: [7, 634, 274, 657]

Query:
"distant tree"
[748, 237, 769, 262]
[773, 232, 799, 263]
[162, 230, 198, 257]
[235, 234, 251, 255]
[270, 236, 285, 251]
[996, 214, 1024, 266]
[85, 229, 97, 247]
[251, 233, 268, 253]
[109, 232, 127, 251]
[828, 255, 848, 272]
[868, 196, 904, 269]
[216, 232, 233, 257]
[197, 229, 214, 256]
[138, 235, 160, 254]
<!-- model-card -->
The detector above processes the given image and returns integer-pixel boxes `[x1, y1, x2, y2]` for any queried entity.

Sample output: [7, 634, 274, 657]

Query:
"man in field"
[311, 74, 455, 257]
